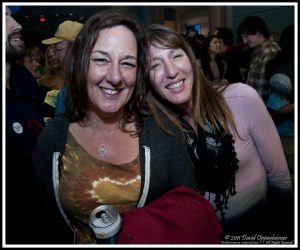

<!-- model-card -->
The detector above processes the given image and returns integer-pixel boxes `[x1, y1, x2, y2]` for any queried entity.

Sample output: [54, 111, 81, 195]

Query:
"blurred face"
[87, 25, 137, 115]
[148, 43, 193, 109]
[47, 47, 60, 69]
[209, 37, 221, 54]
[218, 39, 228, 54]
[6, 7, 25, 61]
[23, 55, 41, 79]
[241, 32, 265, 48]
[29, 48, 41, 63]
[54, 40, 69, 66]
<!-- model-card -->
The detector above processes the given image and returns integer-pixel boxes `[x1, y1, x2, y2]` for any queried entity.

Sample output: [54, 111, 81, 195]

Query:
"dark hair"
[265, 24, 294, 80]
[279, 25, 294, 60]
[64, 10, 149, 134]
[199, 35, 226, 82]
[237, 16, 270, 39]
[216, 27, 234, 47]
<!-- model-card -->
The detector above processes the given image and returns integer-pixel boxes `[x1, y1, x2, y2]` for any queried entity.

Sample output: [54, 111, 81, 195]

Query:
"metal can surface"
[89, 204, 121, 244]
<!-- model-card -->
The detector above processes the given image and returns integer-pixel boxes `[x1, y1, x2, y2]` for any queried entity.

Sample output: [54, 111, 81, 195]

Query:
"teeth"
[101, 87, 120, 95]
[166, 80, 183, 89]
[11, 38, 21, 41]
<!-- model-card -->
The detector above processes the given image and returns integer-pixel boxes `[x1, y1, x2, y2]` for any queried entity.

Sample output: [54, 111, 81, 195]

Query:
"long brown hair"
[146, 24, 237, 137]
[146, 25, 240, 218]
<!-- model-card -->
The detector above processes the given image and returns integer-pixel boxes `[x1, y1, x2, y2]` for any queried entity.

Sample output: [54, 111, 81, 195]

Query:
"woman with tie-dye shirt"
[34, 10, 204, 244]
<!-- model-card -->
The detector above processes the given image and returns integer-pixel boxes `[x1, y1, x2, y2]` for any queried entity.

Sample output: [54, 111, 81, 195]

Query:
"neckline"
[67, 130, 139, 167]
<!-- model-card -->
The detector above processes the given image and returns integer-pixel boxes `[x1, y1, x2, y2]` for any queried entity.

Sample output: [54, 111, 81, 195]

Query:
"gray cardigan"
[34, 113, 197, 243]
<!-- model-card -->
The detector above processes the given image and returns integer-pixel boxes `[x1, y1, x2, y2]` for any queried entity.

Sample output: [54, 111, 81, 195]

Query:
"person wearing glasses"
[42, 20, 83, 114]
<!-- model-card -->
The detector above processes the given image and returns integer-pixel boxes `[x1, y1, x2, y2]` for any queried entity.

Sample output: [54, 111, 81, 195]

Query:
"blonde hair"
[39, 45, 64, 90]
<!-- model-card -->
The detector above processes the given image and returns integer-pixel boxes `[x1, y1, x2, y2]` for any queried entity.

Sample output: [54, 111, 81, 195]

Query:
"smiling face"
[6, 7, 25, 62]
[148, 42, 193, 109]
[209, 37, 221, 55]
[87, 25, 137, 116]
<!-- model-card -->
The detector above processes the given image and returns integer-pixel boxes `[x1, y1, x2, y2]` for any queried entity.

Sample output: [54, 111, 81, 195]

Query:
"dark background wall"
[231, 5, 294, 40]
[7, 4, 295, 48]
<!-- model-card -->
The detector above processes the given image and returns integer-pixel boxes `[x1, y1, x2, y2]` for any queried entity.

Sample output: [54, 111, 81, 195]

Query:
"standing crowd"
[5, 6, 294, 245]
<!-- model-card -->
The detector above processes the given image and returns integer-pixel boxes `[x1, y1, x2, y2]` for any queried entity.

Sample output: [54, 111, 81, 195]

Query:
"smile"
[100, 87, 122, 96]
[166, 80, 184, 89]
[9, 32, 23, 42]
[10, 37, 22, 42]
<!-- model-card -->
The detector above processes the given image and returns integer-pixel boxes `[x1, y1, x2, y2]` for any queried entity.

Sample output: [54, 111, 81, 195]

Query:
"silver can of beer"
[89, 204, 121, 244]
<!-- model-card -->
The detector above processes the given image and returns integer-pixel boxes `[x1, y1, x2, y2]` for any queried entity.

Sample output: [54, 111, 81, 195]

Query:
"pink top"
[204, 83, 292, 222]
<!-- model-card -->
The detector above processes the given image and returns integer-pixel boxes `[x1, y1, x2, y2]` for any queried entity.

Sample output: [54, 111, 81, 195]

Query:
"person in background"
[235, 36, 253, 83]
[22, 46, 42, 80]
[39, 45, 64, 90]
[198, 35, 228, 84]
[42, 20, 83, 114]
[237, 16, 281, 102]
[185, 30, 203, 60]
[24, 45, 44, 78]
[5, 6, 48, 244]
[34, 10, 219, 244]
[265, 25, 295, 184]
[39, 45, 65, 111]
[17, 47, 55, 120]
[215, 26, 243, 83]
[145, 24, 293, 237]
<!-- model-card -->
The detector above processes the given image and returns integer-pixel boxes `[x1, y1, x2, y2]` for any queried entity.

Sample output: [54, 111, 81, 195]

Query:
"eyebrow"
[150, 48, 180, 62]
[91, 50, 137, 61]
[149, 56, 161, 62]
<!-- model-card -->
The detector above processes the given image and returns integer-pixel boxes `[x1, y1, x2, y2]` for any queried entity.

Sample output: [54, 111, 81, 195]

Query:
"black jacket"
[34, 113, 198, 243]
[6, 65, 47, 244]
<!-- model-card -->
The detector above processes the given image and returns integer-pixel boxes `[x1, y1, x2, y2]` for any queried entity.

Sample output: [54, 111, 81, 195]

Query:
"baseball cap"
[42, 20, 83, 45]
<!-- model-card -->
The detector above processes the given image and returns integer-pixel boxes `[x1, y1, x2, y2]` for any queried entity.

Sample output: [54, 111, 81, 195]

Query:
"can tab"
[96, 211, 113, 224]
[89, 204, 121, 240]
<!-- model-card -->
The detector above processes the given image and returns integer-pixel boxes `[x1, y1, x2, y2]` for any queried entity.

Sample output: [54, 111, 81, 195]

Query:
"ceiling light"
[39, 15, 46, 22]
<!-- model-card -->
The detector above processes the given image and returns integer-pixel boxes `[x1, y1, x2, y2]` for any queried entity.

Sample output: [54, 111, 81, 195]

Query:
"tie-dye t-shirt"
[59, 131, 141, 243]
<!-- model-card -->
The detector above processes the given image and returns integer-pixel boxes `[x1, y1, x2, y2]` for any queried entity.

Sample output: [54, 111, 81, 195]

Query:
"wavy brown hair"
[64, 10, 150, 134]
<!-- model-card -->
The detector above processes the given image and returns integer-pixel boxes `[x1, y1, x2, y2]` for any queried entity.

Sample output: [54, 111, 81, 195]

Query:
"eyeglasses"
[54, 47, 68, 54]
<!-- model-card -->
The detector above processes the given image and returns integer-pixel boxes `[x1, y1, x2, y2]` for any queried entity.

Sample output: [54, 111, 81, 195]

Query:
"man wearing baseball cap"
[42, 20, 83, 114]
[42, 20, 83, 64]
